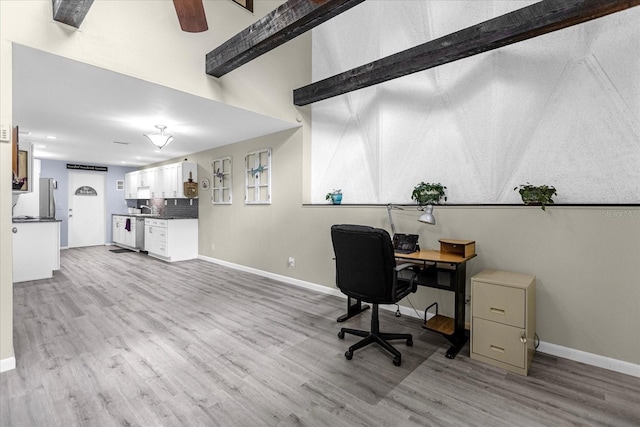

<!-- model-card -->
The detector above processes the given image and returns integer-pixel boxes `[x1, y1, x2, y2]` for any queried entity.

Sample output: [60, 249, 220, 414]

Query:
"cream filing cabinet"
[471, 269, 536, 376]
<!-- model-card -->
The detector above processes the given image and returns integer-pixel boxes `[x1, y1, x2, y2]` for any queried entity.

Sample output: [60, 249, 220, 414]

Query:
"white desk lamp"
[387, 203, 436, 235]
[387, 204, 403, 235]
[418, 204, 436, 225]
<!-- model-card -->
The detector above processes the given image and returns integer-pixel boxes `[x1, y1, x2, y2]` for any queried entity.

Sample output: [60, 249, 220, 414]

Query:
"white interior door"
[68, 172, 106, 248]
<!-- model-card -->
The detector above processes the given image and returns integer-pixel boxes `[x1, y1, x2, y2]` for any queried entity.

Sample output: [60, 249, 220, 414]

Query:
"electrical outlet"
[211, 243, 215, 250]
[288, 257, 295, 267]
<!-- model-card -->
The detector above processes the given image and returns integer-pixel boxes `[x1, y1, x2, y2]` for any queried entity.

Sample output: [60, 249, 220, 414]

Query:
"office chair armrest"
[395, 263, 420, 293]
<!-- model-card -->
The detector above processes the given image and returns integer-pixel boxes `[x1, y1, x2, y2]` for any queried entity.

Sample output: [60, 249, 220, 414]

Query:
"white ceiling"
[13, 44, 299, 168]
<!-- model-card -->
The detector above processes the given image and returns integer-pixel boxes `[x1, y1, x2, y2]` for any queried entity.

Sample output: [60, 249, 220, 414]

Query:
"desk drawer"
[472, 317, 525, 369]
[473, 280, 525, 327]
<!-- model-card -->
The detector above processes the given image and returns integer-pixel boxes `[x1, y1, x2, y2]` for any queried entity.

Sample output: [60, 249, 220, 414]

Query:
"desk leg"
[337, 296, 370, 322]
[444, 331, 469, 359]
[446, 262, 468, 359]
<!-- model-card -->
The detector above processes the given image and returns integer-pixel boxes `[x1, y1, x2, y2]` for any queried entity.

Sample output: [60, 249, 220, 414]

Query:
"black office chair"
[331, 224, 419, 366]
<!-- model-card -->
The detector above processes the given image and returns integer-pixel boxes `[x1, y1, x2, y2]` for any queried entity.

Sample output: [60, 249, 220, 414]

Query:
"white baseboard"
[536, 341, 639, 378]
[198, 255, 345, 299]
[198, 255, 640, 378]
[0, 356, 16, 372]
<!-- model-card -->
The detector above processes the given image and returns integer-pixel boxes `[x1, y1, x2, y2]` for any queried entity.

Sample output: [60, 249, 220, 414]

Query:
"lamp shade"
[144, 125, 173, 149]
[418, 204, 436, 225]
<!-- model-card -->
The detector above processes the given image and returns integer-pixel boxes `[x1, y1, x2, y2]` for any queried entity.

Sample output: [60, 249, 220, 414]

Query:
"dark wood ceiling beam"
[293, 0, 640, 106]
[52, 0, 95, 28]
[206, 0, 366, 78]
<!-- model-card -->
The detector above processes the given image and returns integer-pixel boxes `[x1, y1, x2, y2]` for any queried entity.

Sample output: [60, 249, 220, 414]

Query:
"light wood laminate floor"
[1, 246, 638, 426]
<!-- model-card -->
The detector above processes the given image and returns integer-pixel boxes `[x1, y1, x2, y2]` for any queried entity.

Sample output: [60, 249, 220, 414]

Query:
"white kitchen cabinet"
[112, 216, 124, 244]
[12, 221, 60, 282]
[125, 169, 152, 199]
[144, 218, 167, 257]
[125, 171, 139, 199]
[125, 161, 197, 199]
[151, 167, 164, 198]
[166, 162, 197, 198]
[138, 169, 151, 188]
[112, 215, 136, 249]
[144, 218, 197, 262]
[152, 164, 178, 198]
[164, 164, 179, 198]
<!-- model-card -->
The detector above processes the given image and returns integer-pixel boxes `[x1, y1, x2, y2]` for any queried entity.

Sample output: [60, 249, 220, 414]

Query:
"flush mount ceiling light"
[143, 125, 173, 149]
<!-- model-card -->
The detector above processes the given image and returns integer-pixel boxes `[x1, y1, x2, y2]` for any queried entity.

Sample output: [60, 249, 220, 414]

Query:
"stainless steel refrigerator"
[39, 177, 57, 219]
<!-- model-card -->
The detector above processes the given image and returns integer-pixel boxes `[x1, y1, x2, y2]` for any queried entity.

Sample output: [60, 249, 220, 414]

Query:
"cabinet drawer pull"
[490, 345, 505, 354]
[520, 333, 527, 344]
[490, 307, 505, 315]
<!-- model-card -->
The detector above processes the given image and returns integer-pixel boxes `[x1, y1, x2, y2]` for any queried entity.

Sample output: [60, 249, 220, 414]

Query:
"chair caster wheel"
[393, 356, 401, 366]
[406, 338, 413, 347]
[345, 350, 353, 360]
[338, 331, 345, 339]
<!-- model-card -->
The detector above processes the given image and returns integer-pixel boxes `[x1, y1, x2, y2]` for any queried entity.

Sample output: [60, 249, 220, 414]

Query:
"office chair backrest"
[330, 224, 397, 304]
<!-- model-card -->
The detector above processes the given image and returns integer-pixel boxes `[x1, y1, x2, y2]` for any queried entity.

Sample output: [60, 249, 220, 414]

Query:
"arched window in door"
[74, 186, 98, 196]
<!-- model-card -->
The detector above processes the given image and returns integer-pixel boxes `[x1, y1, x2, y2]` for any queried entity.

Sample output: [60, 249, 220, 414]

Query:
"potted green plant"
[325, 189, 343, 205]
[514, 183, 557, 211]
[411, 182, 447, 206]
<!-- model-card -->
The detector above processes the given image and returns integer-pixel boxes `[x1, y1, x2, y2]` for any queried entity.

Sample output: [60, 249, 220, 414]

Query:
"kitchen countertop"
[112, 214, 197, 220]
[113, 213, 159, 218]
[12, 216, 62, 223]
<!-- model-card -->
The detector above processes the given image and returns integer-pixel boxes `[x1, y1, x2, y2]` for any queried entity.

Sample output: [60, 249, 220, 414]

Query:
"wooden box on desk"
[439, 239, 476, 258]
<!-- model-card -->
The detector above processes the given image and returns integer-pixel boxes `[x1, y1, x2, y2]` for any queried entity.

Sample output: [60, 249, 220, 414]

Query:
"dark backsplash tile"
[129, 198, 198, 218]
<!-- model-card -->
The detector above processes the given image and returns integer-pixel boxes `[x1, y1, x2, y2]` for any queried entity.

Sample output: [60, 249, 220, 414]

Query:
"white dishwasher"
[134, 217, 146, 250]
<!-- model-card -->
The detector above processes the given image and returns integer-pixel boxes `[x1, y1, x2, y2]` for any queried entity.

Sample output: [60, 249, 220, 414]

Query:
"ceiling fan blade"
[173, 0, 208, 33]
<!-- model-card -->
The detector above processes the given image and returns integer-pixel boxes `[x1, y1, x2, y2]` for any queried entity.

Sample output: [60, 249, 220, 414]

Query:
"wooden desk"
[395, 249, 477, 359]
[396, 249, 476, 265]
